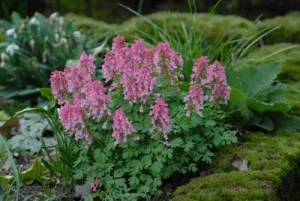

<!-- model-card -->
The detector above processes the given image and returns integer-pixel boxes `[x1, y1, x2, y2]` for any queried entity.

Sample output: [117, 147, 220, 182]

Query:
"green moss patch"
[118, 12, 257, 42]
[284, 82, 300, 116]
[258, 12, 300, 44]
[0, 28, 5, 43]
[173, 131, 300, 201]
[64, 13, 118, 35]
[235, 43, 300, 81]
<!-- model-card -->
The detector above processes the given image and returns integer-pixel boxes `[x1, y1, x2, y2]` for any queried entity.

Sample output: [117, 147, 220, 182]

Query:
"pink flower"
[58, 101, 86, 138]
[112, 108, 137, 144]
[78, 51, 96, 75]
[103, 36, 129, 82]
[81, 80, 111, 120]
[150, 98, 171, 139]
[92, 177, 99, 192]
[64, 65, 93, 94]
[50, 70, 68, 104]
[184, 86, 205, 117]
[112, 35, 128, 51]
[185, 57, 231, 116]
[153, 42, 183, 85]
[190, 56, 210, 84]
[209, 61, 231, 104]
[103, 38, 156, 106]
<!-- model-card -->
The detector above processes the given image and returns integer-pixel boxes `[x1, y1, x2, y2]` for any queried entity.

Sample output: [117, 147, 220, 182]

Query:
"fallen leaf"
[0, 111, 10, 121]
[0, 117, 19, 138]
[230, 155, 248, 171]
[2, 159, 11, 172]
[74, 185, 92, 198]
[0, 158, 50, 189]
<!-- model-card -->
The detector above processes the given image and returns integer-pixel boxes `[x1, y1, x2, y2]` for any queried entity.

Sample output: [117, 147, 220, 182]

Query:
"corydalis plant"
[50, 36, 235, 200]
[51, 36, 230, 145]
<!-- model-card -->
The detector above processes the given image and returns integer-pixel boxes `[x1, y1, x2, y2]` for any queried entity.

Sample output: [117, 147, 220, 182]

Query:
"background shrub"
[0, 12, 101, 101]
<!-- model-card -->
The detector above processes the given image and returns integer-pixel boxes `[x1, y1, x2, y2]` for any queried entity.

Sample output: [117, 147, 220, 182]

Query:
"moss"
[236, 43, 300, 81]
[64, 13, 118, 35]
[257, 12, 300, 44]
[118, 12, 257, 43]
[284, 82, 300, 116]
[173, 131, 300, 201]
[0, 28, 5, 43]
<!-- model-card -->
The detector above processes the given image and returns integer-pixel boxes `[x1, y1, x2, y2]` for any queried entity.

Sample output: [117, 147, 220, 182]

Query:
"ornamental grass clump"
[50, 35, 236, 200]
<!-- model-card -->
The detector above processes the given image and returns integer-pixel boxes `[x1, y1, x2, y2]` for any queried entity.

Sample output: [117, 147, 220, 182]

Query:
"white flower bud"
[29, 17, 40, 26]
[6, 43, 20, 56]
[0, 62, 5, 68]
[59, 17, 64, 25]
[29, 39, 35, 49]
[55, 34, 60, 42]
[1, 53, 8, 61]
[50, 12, 58, 20]
[73, 31, 81, 39]
[6, 28, 17, 39]
[60, 38, 67, 44]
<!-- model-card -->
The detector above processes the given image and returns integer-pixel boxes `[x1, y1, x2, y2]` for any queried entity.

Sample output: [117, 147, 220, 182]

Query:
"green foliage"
[0, 12, 100, 100]
[258, 12, 300, 44]
[236, 43, 300, 81]
[227, 63, 300, 131]
[173, 131, 300, 201]
[14, 98, 76, 199]
[73, 112, 235, 200]
[117, 10, 269, 83]
[71, 87, 236, 200]
[118, 11, 257, 44]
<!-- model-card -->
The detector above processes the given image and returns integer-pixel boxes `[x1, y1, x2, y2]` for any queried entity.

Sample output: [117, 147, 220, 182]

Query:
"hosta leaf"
[0, 158, 49, 186]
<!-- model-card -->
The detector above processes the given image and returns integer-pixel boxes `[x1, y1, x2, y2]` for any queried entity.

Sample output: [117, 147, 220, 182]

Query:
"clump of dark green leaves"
[0, 12, 99, 100]
[227, 63, 300, 131]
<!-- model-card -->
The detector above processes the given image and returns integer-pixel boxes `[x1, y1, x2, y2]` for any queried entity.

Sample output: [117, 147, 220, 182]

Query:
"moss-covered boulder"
[284, 82, 300, 116]
[117, 12, 257, 42]
[235, 43, 300, 81]
[64, 13, 118, 35]
[173, 131, 300, 201]
[258, 12, 300, 44]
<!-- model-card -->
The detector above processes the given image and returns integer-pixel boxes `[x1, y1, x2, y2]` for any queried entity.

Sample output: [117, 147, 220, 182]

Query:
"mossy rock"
[284, 82, 300, 116]
[258, 12, 300, 44]
[0, 28, 5, 43]
[173, 131, 300, 201]
[235, 43, 300, 81]
[118, 12, 257, 43]
[64, 13, 118, 35]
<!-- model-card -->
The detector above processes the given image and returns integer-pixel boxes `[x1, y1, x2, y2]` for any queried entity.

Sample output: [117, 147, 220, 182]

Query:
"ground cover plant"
[0, 12, 101, 101]
[44, 36, 237, 200]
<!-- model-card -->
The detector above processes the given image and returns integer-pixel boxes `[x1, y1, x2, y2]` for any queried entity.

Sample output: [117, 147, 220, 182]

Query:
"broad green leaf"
[251, 116, 274, 131]
[247, 98, 291, 113]
[238, 63, 281, 97]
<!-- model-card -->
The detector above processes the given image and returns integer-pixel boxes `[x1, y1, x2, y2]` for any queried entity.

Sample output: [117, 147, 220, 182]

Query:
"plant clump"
[50, 35, 236, 200]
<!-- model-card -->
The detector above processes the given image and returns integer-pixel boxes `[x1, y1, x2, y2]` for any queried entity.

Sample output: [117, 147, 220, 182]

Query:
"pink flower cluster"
[50, 52, 111, 143]
[184, 56, 231, 117]
[50, 36, 231, 145]
[150, 98, 172, 140]
[103, 36, 183, 106]
[112, 108, 138, 144]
